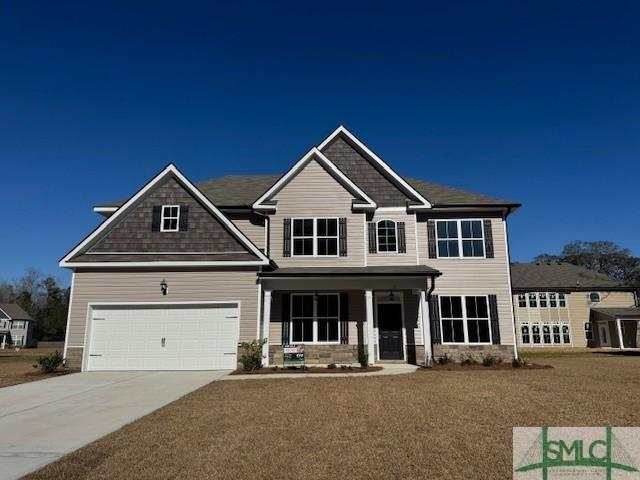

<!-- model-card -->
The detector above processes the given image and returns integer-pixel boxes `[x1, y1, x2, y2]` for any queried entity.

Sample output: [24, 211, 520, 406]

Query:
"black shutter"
[340, 292, 349, 344]
[339, 218, 347, 257]
[283, 218, 292, 257]
[151, 206, 161, 232]
[483, 219, 494, 259]
[427, 220, 437, 259]
[178, 206, 189, 232]
[397, 221, 406, 253]
[488, 294, 500, 344]
[281, 293, 290, 346]
[367, 222, 377, 253]
[429, 295, 441, 344]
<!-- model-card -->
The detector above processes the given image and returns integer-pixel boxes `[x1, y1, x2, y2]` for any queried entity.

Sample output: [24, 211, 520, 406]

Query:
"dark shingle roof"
[70, 253, 259, 263]
[0, 303, 33, 321]
[406, 178, 519, 207]
[591, 307, 640, 319]
[511, 263, 630, 291]
[259, 265, 441, 277]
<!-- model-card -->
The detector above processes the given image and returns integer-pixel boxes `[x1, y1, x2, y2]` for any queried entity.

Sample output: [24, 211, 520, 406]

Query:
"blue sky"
[1, 1, 639, 286]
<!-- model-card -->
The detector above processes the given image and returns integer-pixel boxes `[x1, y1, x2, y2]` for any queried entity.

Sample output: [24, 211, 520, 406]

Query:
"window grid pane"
[377, 220, 397, 252]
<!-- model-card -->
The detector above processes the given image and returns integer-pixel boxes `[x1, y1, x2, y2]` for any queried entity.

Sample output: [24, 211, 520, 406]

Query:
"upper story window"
[517, 294, 527, 308]
[161, 205, 180, 232]
[292, 218, 338, 256]
[377, 220, 397, 253]
[523, 292, 568, 309]
[436, 220, 485, 258]
[12, 321, 26, 329]
[439, 295, 491, 344]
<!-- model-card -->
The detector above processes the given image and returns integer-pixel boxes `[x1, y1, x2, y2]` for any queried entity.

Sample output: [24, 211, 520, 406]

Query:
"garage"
[86, 303, 239, 371]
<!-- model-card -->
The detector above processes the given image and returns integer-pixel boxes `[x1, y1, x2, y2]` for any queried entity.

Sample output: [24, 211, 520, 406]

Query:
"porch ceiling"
[591, 307, 640, 320]
[258, 265, 441, 278]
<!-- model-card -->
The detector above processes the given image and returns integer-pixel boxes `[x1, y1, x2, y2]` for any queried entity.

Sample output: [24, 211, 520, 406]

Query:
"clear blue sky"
[1, 1, 639, 286]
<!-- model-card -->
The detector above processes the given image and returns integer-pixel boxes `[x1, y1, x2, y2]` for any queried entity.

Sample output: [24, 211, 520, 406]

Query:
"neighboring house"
[60, 126, 521, 371]
[511, 263, 639, 349]
[0, 303, 35, 348]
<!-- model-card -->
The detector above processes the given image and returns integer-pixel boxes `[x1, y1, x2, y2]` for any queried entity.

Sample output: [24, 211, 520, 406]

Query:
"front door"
[377, 303, 403, 360]
[598, 321, 611, 347]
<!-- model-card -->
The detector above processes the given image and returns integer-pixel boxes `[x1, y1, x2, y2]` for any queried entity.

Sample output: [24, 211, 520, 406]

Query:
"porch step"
[377, 360, 407, 365]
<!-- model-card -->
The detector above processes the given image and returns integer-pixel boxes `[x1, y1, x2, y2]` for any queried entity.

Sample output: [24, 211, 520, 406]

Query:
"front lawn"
[25, 352, 640, 480]
[0, 348, 66, 388]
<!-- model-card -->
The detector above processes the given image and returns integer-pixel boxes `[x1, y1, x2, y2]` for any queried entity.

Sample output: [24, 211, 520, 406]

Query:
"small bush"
[512, 356, 529, 368]
[327, 363, 337, 369]
[239, 339, 266, 372]
[436, 353, 453, 365]
[482, 354, 498, 367]
[33, 351, 63, 373]
[460, 354, 478, 366]
[357, 345, 368, 367]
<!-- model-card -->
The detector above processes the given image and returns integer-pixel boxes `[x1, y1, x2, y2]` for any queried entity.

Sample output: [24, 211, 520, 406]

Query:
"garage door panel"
[87, 304, 239, 371]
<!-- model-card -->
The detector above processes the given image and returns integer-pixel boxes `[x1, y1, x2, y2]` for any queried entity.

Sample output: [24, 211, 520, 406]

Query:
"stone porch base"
[432, 344, 515, 363]
[269, 345, 360, 366]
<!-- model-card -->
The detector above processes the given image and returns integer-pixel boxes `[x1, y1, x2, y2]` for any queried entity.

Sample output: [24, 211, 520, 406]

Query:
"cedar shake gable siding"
[88, 176, 252, 255]
[319, 136, 412, 207]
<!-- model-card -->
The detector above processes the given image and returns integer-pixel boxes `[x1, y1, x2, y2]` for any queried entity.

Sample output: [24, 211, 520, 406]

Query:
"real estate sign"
[283, 344, 305, 366]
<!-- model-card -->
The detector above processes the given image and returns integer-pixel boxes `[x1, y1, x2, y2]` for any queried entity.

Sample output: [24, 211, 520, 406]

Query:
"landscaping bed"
[426, 362, 551, 371]
[0, 348, 68, 388]
[231, 365, 383, 375]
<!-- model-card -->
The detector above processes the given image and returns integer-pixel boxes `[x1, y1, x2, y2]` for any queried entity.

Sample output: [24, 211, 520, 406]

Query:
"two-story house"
[0, 303, 35, 348]
[60, 126, 520, 371]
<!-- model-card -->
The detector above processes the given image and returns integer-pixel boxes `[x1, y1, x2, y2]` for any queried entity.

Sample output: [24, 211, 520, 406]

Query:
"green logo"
[514, 427, 639, 480]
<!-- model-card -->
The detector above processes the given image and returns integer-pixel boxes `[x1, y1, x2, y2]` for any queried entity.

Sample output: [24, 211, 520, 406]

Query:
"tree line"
[0, 269, 69, 341]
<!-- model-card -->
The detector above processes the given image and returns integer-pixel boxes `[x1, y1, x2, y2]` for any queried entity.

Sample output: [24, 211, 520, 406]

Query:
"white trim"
[290, 217, 340, 257]
[256, 281, 263, 339]
[0, 307, 11, 320]
[374, 291, 407, 362]
[435, 218, 487, 259]
[86, 251, 250, 255]
[62, 272, 75, 360]
[252, 148, 376, 210]
[363, 214, 368, 267]
[376, 207, 406, 212]
[414, 218, 420, 265]
[375, 219, 399, 254]
[60, 164, 270, 268]
[262, 290, 271, 366]
[365, 290, 375, 365]
[61, 260, 268, 268]
[503, 218, 518, 359]
[160, 205, 180, 232]
[317, 125, 432, 208]
[82, 300, 242, 372]
[93, 206, 118, 213]
[616, 318, 625, 350]
[420, 288, 432, 366]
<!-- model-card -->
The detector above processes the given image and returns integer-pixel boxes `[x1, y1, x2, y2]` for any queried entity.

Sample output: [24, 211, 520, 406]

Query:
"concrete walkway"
[221, 363, 419, 380]
[0, 371, 228, 480]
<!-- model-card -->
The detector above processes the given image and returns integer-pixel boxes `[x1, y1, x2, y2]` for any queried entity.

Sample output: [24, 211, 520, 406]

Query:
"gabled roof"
[61, 164, 270, 268]
[510, 263, 632, 291]
[252, 148, 376, 210]
[407, 178, 519, 208]
[0, 303, 33, 321]
[591, 307, 640, 319]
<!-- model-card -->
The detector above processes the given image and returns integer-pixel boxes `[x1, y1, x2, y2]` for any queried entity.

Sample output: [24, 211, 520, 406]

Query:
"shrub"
[481, 354, 498, 367]
[33, 351, 63, 373]
[327, 363, 337, 369]
[460, 354, 478, 366]
[357, 345, 368, 367]
[239, 339, 267, 372]
[512, 356, 529, 368]
[436, 353, 453, 365]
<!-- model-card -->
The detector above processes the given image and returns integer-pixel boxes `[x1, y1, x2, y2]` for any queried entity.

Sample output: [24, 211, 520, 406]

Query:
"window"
[520, 323, 530, 344]
[440, 296, 490, 344]
[518, 294, 527, 308]
[558, 293, 567, 308]
[161, 205, 180, 232]
[14, 336, 24, 346]
[542, 324, 551, 344]
[552, 324, 561, 344]
[532, 323, 541, 344]
[549, 293, 557, 308]
[589, 292, 601, 303]
[12, 321, 25, 329]
[584, 322, 593, 340]
[562, 324, 571, 344]
[290, 294, 339, 343]
[528, 293, 537, 308]
[436, 220, 485, 258]
[292, 218, 338, 256]
[539, 293, 547, 308]
[377, 220, 397, 253]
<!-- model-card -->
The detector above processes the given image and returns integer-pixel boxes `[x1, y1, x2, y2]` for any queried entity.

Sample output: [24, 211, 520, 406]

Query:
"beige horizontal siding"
[66, 270, 260, 358]
[227, 212, 265, 250]
[514, 290, 636, 348]
[416, 214, 515, 345]
[270, 159, 365, 267]
[366, 211, 418, 266]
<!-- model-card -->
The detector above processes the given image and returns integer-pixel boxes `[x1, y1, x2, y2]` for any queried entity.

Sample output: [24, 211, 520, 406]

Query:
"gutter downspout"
[503, 207, 519, 360]
[422, 275, 436, 367]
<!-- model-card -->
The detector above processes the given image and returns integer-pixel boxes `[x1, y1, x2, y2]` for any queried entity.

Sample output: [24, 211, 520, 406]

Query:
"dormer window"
[161, 205, 180, 232]
[377, 220, 397, 253]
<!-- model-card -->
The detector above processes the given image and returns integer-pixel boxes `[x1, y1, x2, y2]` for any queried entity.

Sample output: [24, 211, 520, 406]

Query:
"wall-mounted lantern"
[160, 279, 168, 296]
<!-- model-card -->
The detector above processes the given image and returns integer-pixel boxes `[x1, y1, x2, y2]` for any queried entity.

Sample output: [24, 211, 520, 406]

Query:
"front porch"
[258, 266, 440, 367]
[590, 307, 640, 350]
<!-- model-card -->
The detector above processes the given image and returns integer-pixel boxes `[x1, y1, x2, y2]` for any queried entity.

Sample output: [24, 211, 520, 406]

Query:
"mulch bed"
[231, 366, 383, 375]
[426, 362, 552, 371]
[22, 369, 72, 379]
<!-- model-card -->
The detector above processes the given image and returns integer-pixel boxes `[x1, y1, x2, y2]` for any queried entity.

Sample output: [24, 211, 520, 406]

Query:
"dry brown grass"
[25, 352, 640, 480]
[0, 348, 66, 388]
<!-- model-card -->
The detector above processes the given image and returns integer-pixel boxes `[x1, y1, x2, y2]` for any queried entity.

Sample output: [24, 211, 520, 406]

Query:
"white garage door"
[87, 304, 239, 371]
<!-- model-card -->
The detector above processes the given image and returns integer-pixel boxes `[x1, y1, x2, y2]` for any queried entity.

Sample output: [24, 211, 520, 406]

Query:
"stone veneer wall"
[432, 344, 514, 362]
[65, 347, 83, 370]
[269, 345, 360, 366]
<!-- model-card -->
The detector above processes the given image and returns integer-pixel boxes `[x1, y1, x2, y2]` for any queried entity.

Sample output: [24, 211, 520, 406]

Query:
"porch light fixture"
[160, 279, 168, 296]
[388, 291, 396, 301]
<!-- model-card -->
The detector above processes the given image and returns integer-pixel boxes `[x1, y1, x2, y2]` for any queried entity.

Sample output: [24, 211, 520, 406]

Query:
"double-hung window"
[520, 322, 530, 344]
[584, 322, 593, 340]
[377, 220, 397, 252]
[436, 220, 485, 258]
[528, 293, 537, 308]
[292, 218, 338, 256]
[440, 295, 491, 344]
[517, 294, 527, 308]
[161, 205, 180, 232]
[558, 293, 567, 308]
[290, 294, 339, 343]
[539, 293, 547, 308]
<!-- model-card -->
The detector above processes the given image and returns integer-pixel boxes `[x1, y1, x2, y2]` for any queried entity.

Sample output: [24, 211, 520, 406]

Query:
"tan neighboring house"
[511, 263, 639, 349]
[60, 126, 521, 371]
[0, 303, 35, 348]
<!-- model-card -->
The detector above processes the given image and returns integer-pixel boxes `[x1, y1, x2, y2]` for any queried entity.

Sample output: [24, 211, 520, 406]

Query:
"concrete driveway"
[0, 370, 229, 480]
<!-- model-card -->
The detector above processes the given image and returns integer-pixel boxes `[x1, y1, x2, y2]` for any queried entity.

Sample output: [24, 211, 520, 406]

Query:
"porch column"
[420, 289, 433, 367]
[365, 289, 375, 365]
[616, 318, 625, 350]
[262, 290, 272, 367]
